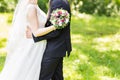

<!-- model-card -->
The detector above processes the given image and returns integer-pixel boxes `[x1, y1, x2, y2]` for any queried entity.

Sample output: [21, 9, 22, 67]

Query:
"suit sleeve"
[32, 0, 64, 42]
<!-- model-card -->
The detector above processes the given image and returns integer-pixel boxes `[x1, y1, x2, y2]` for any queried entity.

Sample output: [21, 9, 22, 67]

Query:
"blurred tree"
[0, 0, 48, 13]
[0, 0, 17, 12]
[38, 0, 48, 13]
[72, 0, 120, 16]
[0, 0, 120, 17]
[0, 0, 8, 12]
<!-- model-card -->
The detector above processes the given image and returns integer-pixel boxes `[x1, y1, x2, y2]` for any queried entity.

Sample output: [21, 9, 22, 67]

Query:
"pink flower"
[57, 11, 62, 15]
[50, 9, 70, 29]
[55, 13, 59, 17]
[61, 19, 65, 22]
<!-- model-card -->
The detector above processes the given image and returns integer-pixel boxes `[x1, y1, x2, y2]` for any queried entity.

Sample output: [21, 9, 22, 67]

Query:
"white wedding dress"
[0, 2, 47, 80]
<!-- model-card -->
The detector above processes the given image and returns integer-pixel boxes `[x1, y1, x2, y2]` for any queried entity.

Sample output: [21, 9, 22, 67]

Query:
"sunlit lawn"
[0, 13, 120, 80]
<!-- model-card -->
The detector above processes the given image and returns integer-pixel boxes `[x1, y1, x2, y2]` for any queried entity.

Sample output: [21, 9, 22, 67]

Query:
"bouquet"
[50, 8, 70, 29]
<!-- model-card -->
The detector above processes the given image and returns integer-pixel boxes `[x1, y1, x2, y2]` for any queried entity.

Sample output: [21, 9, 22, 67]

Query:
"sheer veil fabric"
[0, 0, 47, 80]
[7, 0, 29, 54]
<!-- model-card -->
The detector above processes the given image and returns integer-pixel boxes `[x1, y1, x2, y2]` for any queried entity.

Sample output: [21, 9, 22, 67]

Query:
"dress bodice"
[36, 5, 47, 28]
[26, 4, 47, 28]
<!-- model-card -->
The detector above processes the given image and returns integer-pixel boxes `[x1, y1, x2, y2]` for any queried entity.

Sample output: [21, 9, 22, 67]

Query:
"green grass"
[0, 13, 120, 80]
[63, 15, 120, 80]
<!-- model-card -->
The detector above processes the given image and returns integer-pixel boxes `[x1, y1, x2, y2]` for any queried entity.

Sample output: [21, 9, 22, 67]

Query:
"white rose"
[65, 19, 69, 24]
[58, 21, 62, 26]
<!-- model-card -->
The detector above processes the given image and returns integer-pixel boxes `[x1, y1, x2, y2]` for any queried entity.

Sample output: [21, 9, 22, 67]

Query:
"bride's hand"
[26, 26, 32, 38]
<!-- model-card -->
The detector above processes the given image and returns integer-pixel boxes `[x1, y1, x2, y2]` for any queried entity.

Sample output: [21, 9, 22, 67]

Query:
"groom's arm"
[32, 0, 64, 42]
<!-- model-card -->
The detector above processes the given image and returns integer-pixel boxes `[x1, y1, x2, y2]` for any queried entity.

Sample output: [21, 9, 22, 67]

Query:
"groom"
[27, 0, 72, 80]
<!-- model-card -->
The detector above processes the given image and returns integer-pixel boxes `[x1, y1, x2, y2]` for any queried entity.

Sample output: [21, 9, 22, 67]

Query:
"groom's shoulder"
[51, 0, 68, 6]
[51, 0, 63, 4]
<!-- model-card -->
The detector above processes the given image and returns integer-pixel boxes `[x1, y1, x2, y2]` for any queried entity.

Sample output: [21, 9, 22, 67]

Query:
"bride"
[0, 0, 56, 80]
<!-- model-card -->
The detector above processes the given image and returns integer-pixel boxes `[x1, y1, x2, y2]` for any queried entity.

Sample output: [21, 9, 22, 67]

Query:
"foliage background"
[1, 0, 120, 16]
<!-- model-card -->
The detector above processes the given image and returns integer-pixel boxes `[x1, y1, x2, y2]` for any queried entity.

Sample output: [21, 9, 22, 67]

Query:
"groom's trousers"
[39, 56, 64, 80]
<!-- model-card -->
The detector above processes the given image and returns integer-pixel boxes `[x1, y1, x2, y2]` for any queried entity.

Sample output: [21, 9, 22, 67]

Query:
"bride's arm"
[27, 6, 56, 37]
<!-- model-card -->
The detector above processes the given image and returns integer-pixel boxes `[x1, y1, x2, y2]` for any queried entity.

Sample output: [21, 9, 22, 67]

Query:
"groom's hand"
[26, 26, 32, 38]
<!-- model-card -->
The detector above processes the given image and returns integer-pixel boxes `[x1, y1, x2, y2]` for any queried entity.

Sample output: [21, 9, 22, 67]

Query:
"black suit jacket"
[32, 0, 72, 57]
